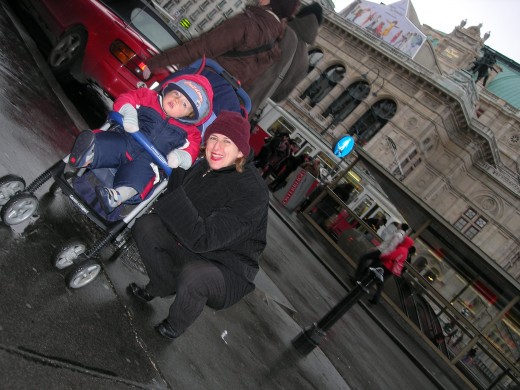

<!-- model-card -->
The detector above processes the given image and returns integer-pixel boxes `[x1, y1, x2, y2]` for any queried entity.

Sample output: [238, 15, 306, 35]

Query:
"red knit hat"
[203, 111, 250, 156]
[270, 0, 300, 19]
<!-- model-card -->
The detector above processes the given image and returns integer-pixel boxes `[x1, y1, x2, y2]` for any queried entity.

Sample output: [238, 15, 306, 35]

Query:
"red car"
[17, 0, 182, 98]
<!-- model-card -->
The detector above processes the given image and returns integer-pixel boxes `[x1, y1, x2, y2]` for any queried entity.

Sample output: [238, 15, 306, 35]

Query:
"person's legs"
[166, 260, 226, 333]
[370, 268, 393, 304]
[353, 250, 381, 281]
[131, 214, 197, 297]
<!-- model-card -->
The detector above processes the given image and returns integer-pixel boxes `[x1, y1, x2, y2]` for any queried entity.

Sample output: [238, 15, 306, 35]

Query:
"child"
[69, 72, 214, 214]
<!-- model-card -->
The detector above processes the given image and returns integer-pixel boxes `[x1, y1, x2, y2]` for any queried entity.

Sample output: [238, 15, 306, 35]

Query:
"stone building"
[256, 0, 520, 387]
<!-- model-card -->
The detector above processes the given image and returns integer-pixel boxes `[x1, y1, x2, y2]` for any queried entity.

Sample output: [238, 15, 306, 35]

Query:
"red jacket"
[380, 236, 414, 277]
[112, 73, 213, 163]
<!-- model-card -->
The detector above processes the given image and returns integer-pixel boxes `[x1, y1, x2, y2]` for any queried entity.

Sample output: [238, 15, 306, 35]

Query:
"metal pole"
[292, 267, 384, 355]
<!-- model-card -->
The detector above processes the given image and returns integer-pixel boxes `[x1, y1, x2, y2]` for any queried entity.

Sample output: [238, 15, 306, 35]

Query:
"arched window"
[349, 99, 397, 144]
[323, 80, 370, 125]
[308, 49, 323, 73]
[300, 65, 346, 106]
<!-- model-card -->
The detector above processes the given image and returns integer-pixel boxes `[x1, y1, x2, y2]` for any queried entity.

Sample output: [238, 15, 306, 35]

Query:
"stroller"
[0, 58, 251, 289]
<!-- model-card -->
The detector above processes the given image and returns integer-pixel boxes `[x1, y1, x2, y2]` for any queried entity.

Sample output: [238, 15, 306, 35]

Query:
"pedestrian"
[248, 2, 323, 117]
[145, 0, 300, 92]
[68, 70, 213, 214]
[268, 143, 304, 192]
[301, 157, 321, 177]
[352, 222, 409, 281]
[368, 236, 415, 304]
[270, 2, 323, 102]
[254, 130, 289, 169]
[380, 220, 399, 240]
[261, 137, 294, 179]
[363, 215, 387, 232]
[462, 348, 477, 365]
[129, 111, 269, 340]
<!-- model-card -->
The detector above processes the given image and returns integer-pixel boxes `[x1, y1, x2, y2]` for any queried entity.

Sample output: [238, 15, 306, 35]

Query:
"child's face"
[163, 90, 194, 118]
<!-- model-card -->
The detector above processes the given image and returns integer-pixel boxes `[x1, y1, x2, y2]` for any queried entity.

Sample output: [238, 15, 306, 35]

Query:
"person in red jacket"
[369, 236, 415, 305]
[68, 71, 213, 214]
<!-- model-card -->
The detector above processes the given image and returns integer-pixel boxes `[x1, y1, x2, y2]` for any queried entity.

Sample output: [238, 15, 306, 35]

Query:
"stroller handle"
[106, 111, 173, 177]
[190, 58, 252, 114]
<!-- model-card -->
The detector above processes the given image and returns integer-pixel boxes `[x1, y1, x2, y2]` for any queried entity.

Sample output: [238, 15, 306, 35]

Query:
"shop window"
[267, 116, 295, 136]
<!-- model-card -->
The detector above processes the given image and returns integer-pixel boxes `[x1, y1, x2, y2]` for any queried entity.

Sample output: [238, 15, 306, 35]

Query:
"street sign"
[333, 135, 355, 158]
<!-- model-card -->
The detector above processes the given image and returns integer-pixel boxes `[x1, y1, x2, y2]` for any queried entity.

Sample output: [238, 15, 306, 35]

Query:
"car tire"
[48, 27, 87, 75]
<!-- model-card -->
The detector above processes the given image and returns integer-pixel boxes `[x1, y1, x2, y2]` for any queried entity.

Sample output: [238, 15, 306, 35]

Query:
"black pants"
[371, 267, 393, 303]
[132, 214, 227, 333]
[353, 250, 382, 281]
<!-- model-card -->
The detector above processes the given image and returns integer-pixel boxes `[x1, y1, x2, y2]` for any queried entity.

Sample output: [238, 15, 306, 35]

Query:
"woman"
[129, 111, 269, 339]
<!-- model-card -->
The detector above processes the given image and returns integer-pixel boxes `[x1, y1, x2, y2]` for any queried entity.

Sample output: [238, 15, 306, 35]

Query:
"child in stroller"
[69, 64, 213, 215]
[0, 58, 250, 289]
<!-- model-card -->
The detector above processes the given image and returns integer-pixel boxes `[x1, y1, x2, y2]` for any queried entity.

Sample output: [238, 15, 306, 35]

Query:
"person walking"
[368, 236, 415, 304]
[145, 0, 300, 92]
[248, 2, 324, 117]
[129, 111, 269, 339]
[353, 223, 408, 282]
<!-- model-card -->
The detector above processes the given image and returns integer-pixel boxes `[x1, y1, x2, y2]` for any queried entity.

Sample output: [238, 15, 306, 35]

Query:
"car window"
[130, 8, 178, 51]
[101, 0, 181, 51]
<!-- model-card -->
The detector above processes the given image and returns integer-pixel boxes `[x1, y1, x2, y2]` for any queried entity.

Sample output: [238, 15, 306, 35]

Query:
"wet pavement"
[0, 2, 470, 389]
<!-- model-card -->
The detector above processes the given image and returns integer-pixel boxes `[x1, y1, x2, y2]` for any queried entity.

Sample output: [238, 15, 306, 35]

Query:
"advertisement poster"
[341, 0, 426, 58]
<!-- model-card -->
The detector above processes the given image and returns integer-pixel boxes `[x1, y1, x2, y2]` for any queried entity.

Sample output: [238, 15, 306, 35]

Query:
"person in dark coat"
[248, 2, 323, 117]
[270, 2, 323, 102]
[129, 111, 269, 340]
[268, 150, 307, 192]
[145, 0, 300, 92]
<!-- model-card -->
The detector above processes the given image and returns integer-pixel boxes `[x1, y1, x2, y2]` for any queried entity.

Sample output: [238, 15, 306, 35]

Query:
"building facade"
[254, 0, 520, 388]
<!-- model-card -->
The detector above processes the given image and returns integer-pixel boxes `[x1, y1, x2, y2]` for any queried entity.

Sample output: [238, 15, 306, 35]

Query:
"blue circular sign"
[333, 135, 355, 158]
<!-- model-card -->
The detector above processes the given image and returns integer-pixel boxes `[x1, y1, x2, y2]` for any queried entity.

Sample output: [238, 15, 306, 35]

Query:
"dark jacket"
[153, 153, 269, 305]
[270, 8, 321, 102]
[146, 6, 284, 91]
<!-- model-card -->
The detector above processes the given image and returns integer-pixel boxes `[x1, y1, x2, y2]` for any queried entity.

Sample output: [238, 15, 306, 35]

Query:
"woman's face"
[205, 133, 244, 170]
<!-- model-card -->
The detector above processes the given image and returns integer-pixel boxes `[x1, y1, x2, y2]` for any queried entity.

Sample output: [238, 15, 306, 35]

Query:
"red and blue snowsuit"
[89, 75, 212, 201]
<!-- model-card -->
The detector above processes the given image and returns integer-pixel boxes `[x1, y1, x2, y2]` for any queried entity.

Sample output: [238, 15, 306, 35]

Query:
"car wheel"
[65, 259, 102, 289]
[48, 28, 87, 75]
[53, 241, 87, 270]
[0, 175, 26, 206]
[0, 193, 39, 225]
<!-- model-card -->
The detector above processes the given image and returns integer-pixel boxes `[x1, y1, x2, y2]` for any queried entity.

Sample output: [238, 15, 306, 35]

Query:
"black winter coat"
[153, 153, 269, 305]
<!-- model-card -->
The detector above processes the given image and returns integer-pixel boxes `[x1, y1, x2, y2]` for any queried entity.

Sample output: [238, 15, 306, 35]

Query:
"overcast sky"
[333, 0, 520, 63]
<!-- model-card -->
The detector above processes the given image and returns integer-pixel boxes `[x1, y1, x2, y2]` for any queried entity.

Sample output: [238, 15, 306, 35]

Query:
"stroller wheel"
[0, 175, 26, 206]
[65, 259, 102, 289]
[53, 241, 87, 269]
[1, 193, 39, 226]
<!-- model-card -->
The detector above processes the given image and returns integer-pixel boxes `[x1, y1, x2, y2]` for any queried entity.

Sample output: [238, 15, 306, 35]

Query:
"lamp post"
[292, 267, 384, 355]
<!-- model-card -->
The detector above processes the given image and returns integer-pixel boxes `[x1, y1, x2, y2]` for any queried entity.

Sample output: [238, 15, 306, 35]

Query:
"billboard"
[341, 0, 426, 58]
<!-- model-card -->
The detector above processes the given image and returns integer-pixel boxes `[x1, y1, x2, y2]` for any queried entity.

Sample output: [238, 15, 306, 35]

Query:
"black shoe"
[128, 282, 154, 303]
[155, 320, 184, 340]
[368, 298, 378, 305]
